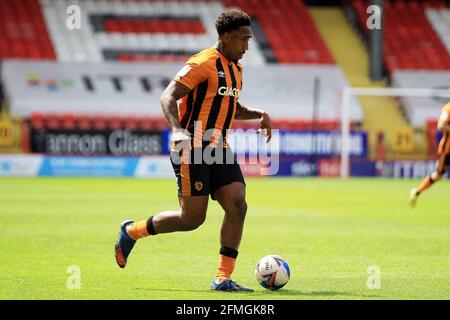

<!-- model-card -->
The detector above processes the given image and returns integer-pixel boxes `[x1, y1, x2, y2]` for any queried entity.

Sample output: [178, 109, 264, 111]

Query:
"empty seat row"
[117, 53, 190, 62]
[30, 113, 169, 131]
[29, 113, 343, 132]
[104, 18, 206, 34]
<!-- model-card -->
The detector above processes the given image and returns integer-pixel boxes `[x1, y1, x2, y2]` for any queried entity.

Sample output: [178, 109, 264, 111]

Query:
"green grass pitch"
[0, 177, 448, 300]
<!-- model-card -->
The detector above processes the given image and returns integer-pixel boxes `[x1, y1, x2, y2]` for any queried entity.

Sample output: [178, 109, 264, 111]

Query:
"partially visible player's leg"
[215, 182, 247, 251]
[115, 196, 209, 268]
[210, 181, 252, 292]
[115, 150, 211, 268]
[151, 196, 209, 233]
[128, 195, 209, 237]
[207, 148, 252, 291]
[410, 171, 442, 207]
[410, 152, 448, 207]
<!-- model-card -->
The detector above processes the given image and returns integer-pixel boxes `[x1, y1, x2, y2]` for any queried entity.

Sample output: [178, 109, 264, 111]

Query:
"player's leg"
[210, 181, 252, 291]
[115, 148, 211, 268]
[144, 195, 209, 234]
[410, 152, 447, 207]
[128, 195, 209, 238]
[215, 182, 247, 251]
[215, 181, 247, 271]
[207, 147, 252, 291]
[115, 196, 209, 268]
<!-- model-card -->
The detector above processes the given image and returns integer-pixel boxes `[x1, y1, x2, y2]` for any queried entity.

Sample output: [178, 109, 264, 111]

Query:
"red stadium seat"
[77, 115, 92, 130]
[108, 116, 123, 130]
[153, 118, 168, 130]
[0, 0, 55, 61]
[61, 113, 76, 130]
[30, 113, 45, 129]
[138, 117, 154, 131]
[124, 116, 139, 130]
[92, 115, 107, 130]
[45, 114, 61, 130]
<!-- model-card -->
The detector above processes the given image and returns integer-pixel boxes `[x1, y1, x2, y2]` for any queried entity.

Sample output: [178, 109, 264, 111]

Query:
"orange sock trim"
[416, 176, 433, 194]
[215, 255, 236, 281]
[127, 220, 150, 240]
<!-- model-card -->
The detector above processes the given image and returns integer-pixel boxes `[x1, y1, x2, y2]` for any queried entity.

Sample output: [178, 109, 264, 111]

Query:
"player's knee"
[181, 212, 206, 231]
[431, 171, 443, 181]
[233, 197, 247, 219]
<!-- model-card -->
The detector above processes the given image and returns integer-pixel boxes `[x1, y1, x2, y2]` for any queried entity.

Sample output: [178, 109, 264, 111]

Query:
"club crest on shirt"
[195, 181, 203, 191]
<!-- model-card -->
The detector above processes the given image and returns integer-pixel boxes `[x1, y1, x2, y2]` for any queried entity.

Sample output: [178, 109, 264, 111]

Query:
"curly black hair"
[215, 9, 251, 36]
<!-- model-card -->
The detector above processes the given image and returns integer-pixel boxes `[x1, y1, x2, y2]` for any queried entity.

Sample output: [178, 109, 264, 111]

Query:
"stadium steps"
[308, 7, 420, 159]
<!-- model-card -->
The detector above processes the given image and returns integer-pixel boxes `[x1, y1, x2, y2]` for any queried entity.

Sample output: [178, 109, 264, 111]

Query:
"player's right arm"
[160, 80, 192, 141]
[161, 60, 209, 142]
[437, 110, 450, 133]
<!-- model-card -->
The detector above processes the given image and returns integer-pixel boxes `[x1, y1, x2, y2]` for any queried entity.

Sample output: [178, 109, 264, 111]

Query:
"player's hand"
[257, 112, 272, 143]
[170, 128, 191, 152]
[171, 128, 190, 142]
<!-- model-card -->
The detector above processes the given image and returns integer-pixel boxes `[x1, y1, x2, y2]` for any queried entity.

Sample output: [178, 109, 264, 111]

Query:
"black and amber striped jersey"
[174, 47, 243, 147]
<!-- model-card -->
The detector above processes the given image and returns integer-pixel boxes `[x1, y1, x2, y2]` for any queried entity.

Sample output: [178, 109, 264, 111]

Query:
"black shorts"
[170, 146, 245, 199]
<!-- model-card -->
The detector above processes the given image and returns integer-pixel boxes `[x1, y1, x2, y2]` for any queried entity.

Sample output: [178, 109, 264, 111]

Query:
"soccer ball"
[255, 255, 290, 290]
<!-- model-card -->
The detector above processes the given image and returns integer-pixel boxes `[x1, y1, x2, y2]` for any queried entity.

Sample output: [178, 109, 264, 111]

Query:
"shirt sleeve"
[173, 62, 208, 90]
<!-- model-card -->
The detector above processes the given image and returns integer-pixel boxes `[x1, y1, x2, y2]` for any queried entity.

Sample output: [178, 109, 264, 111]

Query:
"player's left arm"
[235, 101, 272, 142]
[437, 111, 450, 132]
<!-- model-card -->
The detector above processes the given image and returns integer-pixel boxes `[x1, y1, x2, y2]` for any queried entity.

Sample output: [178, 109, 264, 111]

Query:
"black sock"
[220, 246, 238, 259]
[146, 216, 157, 235]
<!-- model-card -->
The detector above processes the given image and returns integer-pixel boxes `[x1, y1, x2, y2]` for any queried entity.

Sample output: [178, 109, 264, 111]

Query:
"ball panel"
[255, 255, 290, 291]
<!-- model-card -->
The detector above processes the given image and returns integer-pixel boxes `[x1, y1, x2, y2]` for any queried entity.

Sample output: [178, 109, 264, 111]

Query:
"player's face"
[225, 26, 252, 62]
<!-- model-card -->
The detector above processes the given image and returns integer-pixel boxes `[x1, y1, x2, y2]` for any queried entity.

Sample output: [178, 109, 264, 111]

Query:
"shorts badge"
[195, 181, 203, 191]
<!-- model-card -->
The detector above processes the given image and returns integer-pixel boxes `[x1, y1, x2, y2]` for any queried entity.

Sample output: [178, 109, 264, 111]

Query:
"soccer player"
[114, 10, 272, 292]
[409, 102, 450, 207]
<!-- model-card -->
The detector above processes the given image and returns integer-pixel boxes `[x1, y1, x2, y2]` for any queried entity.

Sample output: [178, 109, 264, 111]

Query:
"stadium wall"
[1, 154, 446, 179]
[1, 60, 363, 122]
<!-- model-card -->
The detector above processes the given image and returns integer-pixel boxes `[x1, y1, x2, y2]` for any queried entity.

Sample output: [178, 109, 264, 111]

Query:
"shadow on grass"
[133, 288, 381, 299]
[269, 289, 381, 298]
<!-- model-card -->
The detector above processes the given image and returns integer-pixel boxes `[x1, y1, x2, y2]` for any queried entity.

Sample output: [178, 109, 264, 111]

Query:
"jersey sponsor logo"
[218, 71, 226, 78]
[218, 86, 240, 98]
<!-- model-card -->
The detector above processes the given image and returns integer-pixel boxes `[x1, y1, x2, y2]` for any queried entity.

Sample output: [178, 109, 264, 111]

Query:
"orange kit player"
[114, 9, 272, 291]
[410, 102, 450, 207]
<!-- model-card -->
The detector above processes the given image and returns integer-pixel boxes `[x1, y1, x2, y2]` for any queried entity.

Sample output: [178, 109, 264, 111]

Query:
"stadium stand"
[310, 5, 411, 158]
[1, 0, 448, 69]
[0, 0, 342, 66]
[0, 0, 55, 60]
[1, 0, 360, 132]
[349, 0, 450, 73]
[36, 0, 336, 65]
[346, 0, 450, 139]
[222, 0, 334, 64]
[1, 0, 448, 151]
